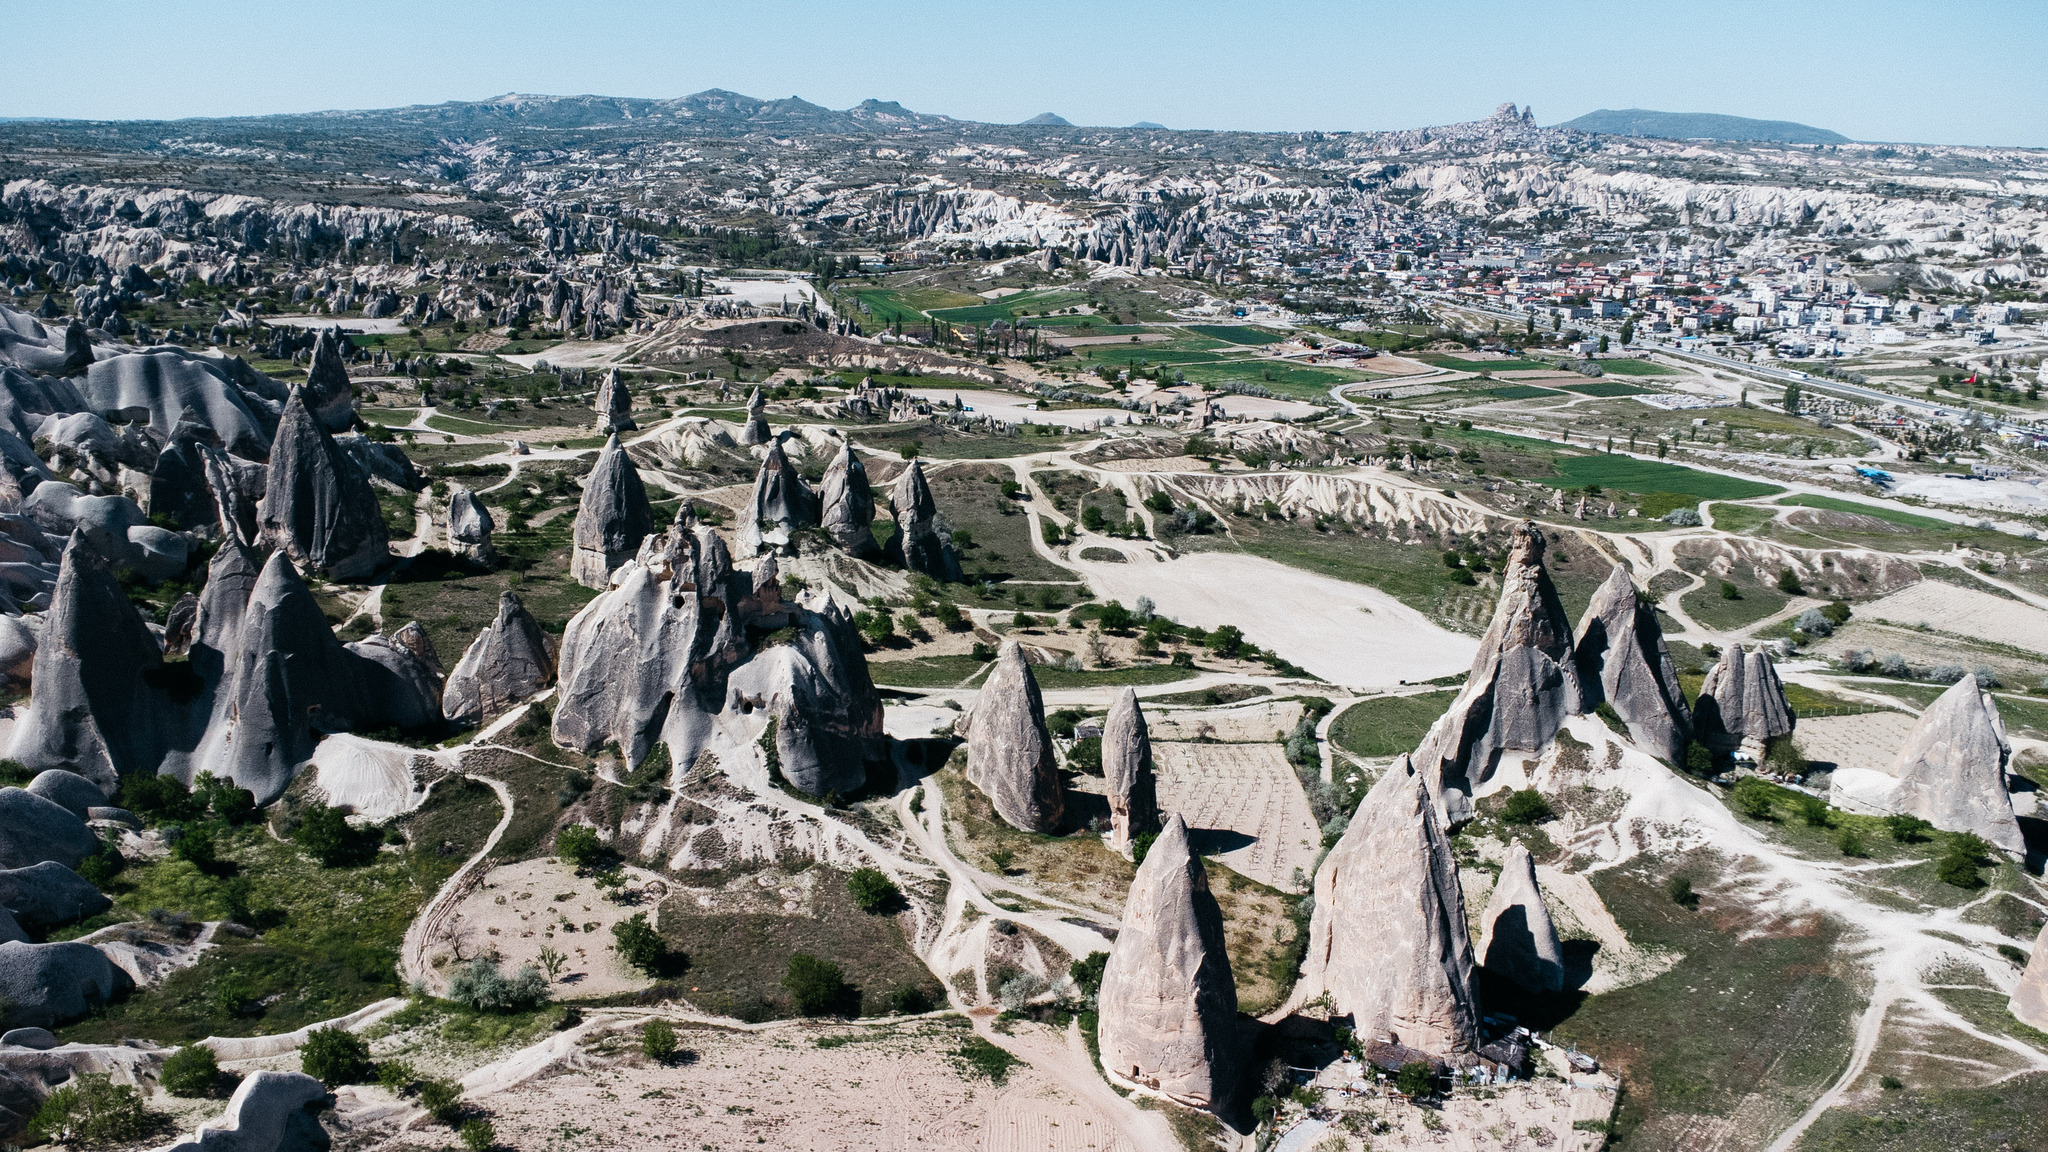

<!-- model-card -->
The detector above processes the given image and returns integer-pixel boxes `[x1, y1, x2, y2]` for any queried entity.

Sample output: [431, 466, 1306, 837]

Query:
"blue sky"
[5, 0, 2044, 145]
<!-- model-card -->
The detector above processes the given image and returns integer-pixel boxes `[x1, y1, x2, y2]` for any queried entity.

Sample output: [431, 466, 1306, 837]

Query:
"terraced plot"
[1151, 742, 1320, 892]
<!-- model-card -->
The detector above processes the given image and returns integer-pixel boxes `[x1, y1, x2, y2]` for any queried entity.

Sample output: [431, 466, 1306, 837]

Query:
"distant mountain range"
[1557, 108, 1850, 145]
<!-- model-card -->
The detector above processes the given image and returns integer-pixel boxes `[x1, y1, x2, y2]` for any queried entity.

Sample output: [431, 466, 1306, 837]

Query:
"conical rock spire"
[1574, 564, 1691, 762]
[1479, 841, 1564, 993]
[960, 641, 1063, 832]
[1103, 688, 1160, 852]
[1888, 677, 2021, 854]
[570, 433, 654, 589]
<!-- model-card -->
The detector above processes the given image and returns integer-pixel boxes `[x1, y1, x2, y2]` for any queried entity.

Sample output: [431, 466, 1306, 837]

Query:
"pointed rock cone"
[737, 439, 819, 558]
[444, 592, 557, 726]
[58, 321, 93, 376]
[1574, 564, 1691, 762]
[962, 641, 1064, 832]
[1887, 677, 2022, 854]
[1411, 521, 1584, 824]
[8, 532, 165, 791]
[818, 441, 878, 559]
[739, 386, 771, 446]
[1097, 813, 1240, 1111]
[1479, 842, 1564, 993]
[886, 460, 962, 582]
[570, 433, 654, 589]
[303, 327, 357, 433]
[258, 386, 389, 581]
[1298, 754, 1481, 1061]
[1693, 646, 1794, 753]
[447, 487, 495, 560]
[1104, 688, 1160, 853]
[2012, 919, 2048, 1032]
[593, 367, 636, 433]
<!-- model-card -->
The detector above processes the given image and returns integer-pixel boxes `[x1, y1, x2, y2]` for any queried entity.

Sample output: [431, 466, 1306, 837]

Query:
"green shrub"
[291, 802, 378, 867]
[1500, 789, 1553, 825]
[784, 953, 851, 1016]
[1395, 1060, 1437, 1097]
[76, 832, 124, 886]
[1837, 828, 1869, 857]
[1066, 736, 1102, 774]
[159, 1045, 220, 1098]
[375, 1059, 416, 1093]
[554, 824, 603, 868]
[301, 1026, 373, 1086]
[1884, 814, 1933, 843]
[1719, 580, 1741, 600]
[846, 868, 900, 914]
[1666, 875, 1698, 909]
[1937, 833, 1991, 889]
[641, 1019, 678, 1063]
[448, 958, 548, 1012]
[460, 1119, 496, 1151]
[1683, 743, 1716, 776]
[26, 1073, 156, 1147]
[954, 1036, 1021, 1084]
[1070, 951, 1110, 1000]
[1730, 777, 1777, 820]
[612, 913, 668, 975]
[1777, 568, 1804, 594]
[119, 774, 201, 823]
[417, 1078, 463, 1124]
[1795, 795, 1832, 828]
[171, 823, 218, 868]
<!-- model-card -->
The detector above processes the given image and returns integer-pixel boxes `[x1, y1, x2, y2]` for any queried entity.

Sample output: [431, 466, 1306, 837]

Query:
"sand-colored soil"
[1860, 580, 2048, 654]
[1153, 741, 1321, 892]
[1285, 1060, 1616, 1151]
[435, 858, 667, 997]
[1147, 698, 1305, 743]
[1794, 711, 1921, 775]
[1067, 549, 1478, 688]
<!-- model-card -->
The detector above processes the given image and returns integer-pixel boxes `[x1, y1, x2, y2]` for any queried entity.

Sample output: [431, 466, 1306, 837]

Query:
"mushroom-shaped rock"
[0, 940, 129, 1029]
[1574, 565, 1691, 763]
[1411, 522, 1584, 824]
[1297, 754, 1481, 1061]
[302, 327, 357, 434]
[447, 487, 494, 560]
[444, 592, 556, 725]
[8, 533, 166, 790]
[1096, 813, 1239, 1111]
[817, 441, 878, 559]
[23, 770, 104, 822]
[569, 434, 654, 590]
[258, 387, 388, 581]
[960, 641, 1063, 832]
[0, 790, 97, 871]
[1693, 646, 1794, 753]
[2013, 920, 2048, 1033]
[736, 439, 818, 558]
[1103, 688, 1160, 853]
[885, 460, 962, 583]
[153, 1069, 332, 1152]
[593, 368, 635, 433]
[0, 862, 110, 930]
[738, 386, 771, 446]
[1888, 677, 2022, 854]
[1479, 842, 1564, 993]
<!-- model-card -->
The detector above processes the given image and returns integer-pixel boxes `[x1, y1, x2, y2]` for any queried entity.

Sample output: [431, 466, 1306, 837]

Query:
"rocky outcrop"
[2013, 919, 2048, 1033]
[0, 939, 129, 1030]
[1574, 565, 1691, 763]
[1693, 646, 1794, 753]
[1887, 678, 2021, 854]
[0, 790, 97, 872]
[258, 388, 388, 581]
[8, 533, 168, 791]
[817, 441, 877, 559]
[738, 387, 771, 446]
[22, 771, 103, 822]
[303, 327, 357, 434]
[23, 483, 188, 584]
[885, 460, 961, 583]
[444, 592, 556, 726]
[80, 349, 276, 459]
[1103, 688, 1159, 852]
[1411, 522, 1584, 824]
[569, 434, 654, 590]
[736, 440, 818, 558]
[447, 487, 494, 560]
[593, 368, 635, 432]
[1096, 813, 1239, 1111]
[1297, 754, 1481, 1061]
[150, 1068, 331, 1152]
[959, 641, 1063, 832]
[1479, 842, 1563, 993]
[727, 589, 885, 799]
[0, 862, 111, 930]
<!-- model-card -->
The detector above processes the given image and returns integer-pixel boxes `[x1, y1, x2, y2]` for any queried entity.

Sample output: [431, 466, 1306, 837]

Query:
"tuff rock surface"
[258, 387, 388, 581]
[885, 460, 961, 582]
[302, 327, 357, 434]
[152, 1068, 332, 1152]
[0, 862, 111, 930]
[737, 439, 818, 558]
[1411, 522, 1584, 823]
[1693, 646, 1795, 752]
[1103, 688, 1160, 852]
[444, 592, 556, 725]
[0, 940, 129, 1029]
[959, 641, 1063, 832]
[817, 441, 878, 559]
[1298, 754, 1481, 1060]
[569, 434, 654, 589]
[738, 386, 771, 446]
[1574, 565, 1692, 762]
[1479, 841, 1564, 993]
[0, 790, 97, 872]
[593, 368, 635, 432]
[1096, 813, 1239, 1111]
[446, 487, 494, 559]
[1887, 678, 2022, 854]
[2013, 919, 2048, 1033]
[22, 771, 103, 821]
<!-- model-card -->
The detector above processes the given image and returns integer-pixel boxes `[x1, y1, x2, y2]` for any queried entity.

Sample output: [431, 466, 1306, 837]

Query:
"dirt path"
[1762, 983, 1901, 1152]
[971, 1014, 1182, 1152]
[398, 772, 513, 990]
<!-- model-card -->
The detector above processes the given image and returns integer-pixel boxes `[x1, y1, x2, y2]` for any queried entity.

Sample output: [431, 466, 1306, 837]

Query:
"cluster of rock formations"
[1693, 644, 1795, 756]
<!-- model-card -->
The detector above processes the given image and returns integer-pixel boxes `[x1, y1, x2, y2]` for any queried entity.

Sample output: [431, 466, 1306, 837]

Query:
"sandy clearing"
[1860, 580, 2048, 654]
[1153, 742, 1321, 892]
[1147, 699, 1305, 743]
[1283, 1069, 1612, 1152]
[434, 858, 665, 998]
[1795, 711, 1921, 775]
[1066, 549, 1479, 688]
[901, 387, 1126, 430]
[885, 703, 965, 740]
[1211, 394, 1322, 420]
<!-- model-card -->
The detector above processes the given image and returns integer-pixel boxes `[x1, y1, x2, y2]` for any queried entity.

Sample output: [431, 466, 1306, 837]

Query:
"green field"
[1184, 324, 1283, 344]
[1776, 494, 1950, 530]
[867, 655, 989, 689]
[844, 286, 981, 323]
[1421, 355, 1555, 372]
[1487, 385, 1559, 400]
[1329, 691, 1457, 758]
[1171, 360, 1370, 400]
[1706, 502, 1778, 534]
[1596, 358, 1679, 376]
[1563, 381, 1652, 397]
[928, 288, 1089, 324]
[1545, 456, 1784, 500]
[1030, 664, 1199, 690]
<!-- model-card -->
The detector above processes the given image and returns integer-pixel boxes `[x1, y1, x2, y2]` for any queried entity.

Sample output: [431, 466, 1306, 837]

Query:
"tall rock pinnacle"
[2012, 919, 2048, 1033]
[960, 641, 1063, 832]
[570, 433, 655, 589]
[1693, 646, 1794, 754]
[1096, 813, 1240, 1111]
[737, 439, 818, 558]
[886, 460, 962, 582]
[1574, 564, 1692, 762]
[1103, 688, 1160, 852]
[739, 386, 771, 446]
[593, 368, 636, 433]
[444, 592, 557, 726]
[1297, 754, 1481, 1060]
[303, 327, 358, 433]
[258, 386, 388, 581]
[818, 441, 878, 559]
[1411, 521, 1584, 823]
[1479, 841, 1564, 993]
[1888, 677, 2022, 854]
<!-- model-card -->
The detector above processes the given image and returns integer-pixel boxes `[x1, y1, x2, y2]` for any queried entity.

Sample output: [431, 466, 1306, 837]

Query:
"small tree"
[460, 1119, 496, 1152]
[1884, 814, 1933, 843]
[784, 953, 851, 1016]
[536, 944, 567, 982]
[641, 1018, 678, 1063]
[846, 868, 900, 914]
[1666, 875, 1699, 909]
[554, 824, 603, 869]
[449, 958, 548, 1012]
[612, 913, 667, 975]
[292, 802, 376, 868]
[1394, 1061, 1437, 1098]
[1500, 790, 1553, 825]
[417, 1079, 463, 1125]
[160, 1044, 220, 1098]
[1731, 777, 1777, 821]
[302, 1026, 373, 1086]
[26, 1073, 155, 1147]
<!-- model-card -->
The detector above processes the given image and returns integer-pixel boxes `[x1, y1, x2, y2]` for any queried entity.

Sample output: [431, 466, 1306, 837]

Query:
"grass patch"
[1329, 691, 1456, 759]
[927, 289, 1090, 325]
[1029, 664, 1198, 690]
[1594, 359, 1679, 376]
[1796, 1073, 2048, 1152]
[1707, 503, 1778, 534]
[926, 462, 1072, 584]
[1545, 456, 1783, 501]
[1421, 355, 1556, 372]
[1182, 324, 1283, 344]
[1775, 494, 1951, 531]
[1679, 580, 1791, 632]
[868, 655, 990, 689]
[1562, 380, 1651, 397]
[1487, 385, 1559, 400]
